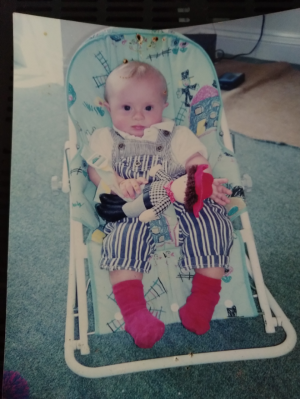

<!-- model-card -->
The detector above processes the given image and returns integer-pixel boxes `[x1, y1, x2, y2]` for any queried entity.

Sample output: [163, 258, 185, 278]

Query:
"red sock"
[113, 280, 165, 348]
[179, 273, 221, 335]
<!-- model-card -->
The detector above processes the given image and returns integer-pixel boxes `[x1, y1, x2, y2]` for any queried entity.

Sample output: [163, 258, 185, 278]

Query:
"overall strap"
[110, 128, 171, 167]
[110, 125, 185, 179]
[159, 125, 186, 178]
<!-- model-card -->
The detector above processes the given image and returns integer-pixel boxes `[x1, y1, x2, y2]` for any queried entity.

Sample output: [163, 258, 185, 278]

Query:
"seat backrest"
[67, 27, 222, 146]
[66, 27, 245, 235]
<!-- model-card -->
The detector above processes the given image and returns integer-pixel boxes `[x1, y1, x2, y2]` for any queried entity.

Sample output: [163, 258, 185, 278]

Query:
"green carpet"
[4, 84, 300, 398]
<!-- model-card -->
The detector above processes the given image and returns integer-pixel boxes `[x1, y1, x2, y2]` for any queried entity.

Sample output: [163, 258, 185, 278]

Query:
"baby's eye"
[145, 105, 153, 111]
[123, 105, 131, 111]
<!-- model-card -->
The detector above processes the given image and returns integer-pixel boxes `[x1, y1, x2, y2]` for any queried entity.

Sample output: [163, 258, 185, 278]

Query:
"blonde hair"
[104, 61, 168, 102]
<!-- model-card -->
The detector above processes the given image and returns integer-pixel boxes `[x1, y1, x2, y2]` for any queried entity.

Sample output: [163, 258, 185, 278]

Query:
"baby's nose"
[133, 110, 144, 119]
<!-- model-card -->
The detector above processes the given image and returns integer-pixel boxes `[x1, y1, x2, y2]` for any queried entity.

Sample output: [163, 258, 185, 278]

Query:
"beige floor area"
[215, 60, 300, 147]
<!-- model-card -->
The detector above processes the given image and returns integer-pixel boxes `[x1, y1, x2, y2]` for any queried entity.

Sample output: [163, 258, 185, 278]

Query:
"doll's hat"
[193, 165, 213, 217]
[181, 70, 193, 80]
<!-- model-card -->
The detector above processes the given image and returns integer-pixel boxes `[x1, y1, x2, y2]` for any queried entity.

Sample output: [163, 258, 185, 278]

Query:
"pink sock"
[113, 280, 165, 348]
[179, 273, 221, 335]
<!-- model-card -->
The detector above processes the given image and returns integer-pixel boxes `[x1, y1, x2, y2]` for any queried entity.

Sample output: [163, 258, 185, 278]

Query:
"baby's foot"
[179, 302, 210, 335]
[179, 273, 221, 335]
[113, 279, 165, 348]
[124, 309, 165, 349]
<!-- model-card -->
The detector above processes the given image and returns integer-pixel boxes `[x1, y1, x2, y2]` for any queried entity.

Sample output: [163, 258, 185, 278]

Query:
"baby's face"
[105, 75, 168, 137]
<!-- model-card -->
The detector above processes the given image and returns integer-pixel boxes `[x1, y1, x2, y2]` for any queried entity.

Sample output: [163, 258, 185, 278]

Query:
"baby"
[88, 61, 233, 348]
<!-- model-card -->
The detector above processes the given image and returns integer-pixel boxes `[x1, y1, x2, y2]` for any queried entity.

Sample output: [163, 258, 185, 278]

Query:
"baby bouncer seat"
[62, 27, 297, 378]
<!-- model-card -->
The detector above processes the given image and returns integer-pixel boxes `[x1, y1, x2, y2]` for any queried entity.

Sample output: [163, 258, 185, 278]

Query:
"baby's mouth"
[131, 125, 145, 130]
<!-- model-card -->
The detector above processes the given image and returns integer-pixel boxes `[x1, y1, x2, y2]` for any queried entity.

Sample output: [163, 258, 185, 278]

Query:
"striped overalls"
[99, 127, 233, 273]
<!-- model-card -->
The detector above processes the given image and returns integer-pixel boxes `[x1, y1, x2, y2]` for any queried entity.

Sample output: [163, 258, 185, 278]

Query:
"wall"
[13, 14, 64, 87]
[177, 8, 300, 64]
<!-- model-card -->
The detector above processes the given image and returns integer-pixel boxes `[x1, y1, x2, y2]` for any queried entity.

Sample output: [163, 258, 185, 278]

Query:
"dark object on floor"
[185, 34, 217, 63]
[2, 371, 29, 399]
[218, 72, 245, 90]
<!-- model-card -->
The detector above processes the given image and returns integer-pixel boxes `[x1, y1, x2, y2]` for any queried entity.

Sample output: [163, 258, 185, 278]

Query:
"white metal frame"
[63, 112, 297, 378]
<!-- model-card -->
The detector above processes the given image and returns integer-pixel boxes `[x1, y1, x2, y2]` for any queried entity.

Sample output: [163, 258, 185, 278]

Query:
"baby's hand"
[210, 178, 232, 206]
[119, 177, 148, 199]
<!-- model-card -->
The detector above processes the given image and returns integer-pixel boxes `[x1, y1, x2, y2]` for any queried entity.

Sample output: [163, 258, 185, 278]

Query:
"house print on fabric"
[189, 85, 221, 137]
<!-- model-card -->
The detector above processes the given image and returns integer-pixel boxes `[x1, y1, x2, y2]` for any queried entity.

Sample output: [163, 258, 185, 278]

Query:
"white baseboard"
[216, 28, 300, 64]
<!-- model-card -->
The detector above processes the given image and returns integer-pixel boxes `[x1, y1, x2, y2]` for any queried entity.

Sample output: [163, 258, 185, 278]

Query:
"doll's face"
[104, 75, 168, 137]
[171, 174, 188, 203]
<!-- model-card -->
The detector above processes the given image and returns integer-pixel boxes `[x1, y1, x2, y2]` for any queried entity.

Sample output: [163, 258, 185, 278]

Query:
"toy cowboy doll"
[96, 164, 214, 223]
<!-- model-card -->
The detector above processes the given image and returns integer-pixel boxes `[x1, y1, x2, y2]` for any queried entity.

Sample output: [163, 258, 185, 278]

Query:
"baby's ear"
[104, 102, 111, 113]
[163, 102, 169, 109]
